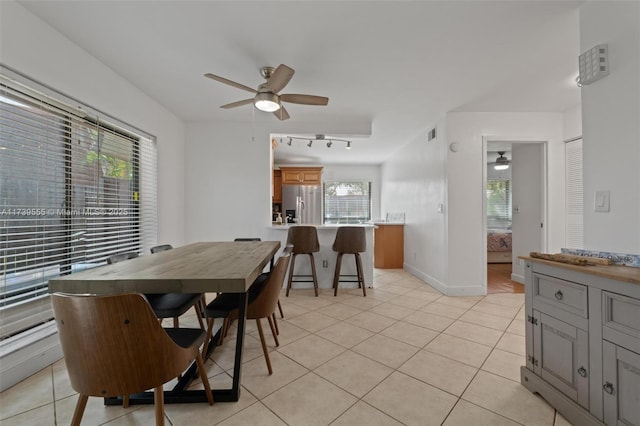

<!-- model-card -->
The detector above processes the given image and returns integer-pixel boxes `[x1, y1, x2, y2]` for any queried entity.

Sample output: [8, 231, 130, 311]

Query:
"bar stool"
[286, 226, 320, 297]
[332, 226, 366, 297]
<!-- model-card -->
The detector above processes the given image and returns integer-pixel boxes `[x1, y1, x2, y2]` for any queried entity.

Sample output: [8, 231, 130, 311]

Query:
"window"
[486, 179, 512, 229]
[323, 181, 371, 224]
[0, 68, 157, 340]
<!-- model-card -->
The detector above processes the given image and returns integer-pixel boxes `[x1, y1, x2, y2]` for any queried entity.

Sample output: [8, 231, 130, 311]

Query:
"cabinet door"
[603, 341, 640, 426]
[273, 170, 282, 202]
[533, 310, 589, 408]
[281, 169, 303, 184]
[300, 169, 321, 185]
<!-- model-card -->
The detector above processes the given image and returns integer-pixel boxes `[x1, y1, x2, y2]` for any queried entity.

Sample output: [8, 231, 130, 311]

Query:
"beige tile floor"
[0, 269, 574, 425]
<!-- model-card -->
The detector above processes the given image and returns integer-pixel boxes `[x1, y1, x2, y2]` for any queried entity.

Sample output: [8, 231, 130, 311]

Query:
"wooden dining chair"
[234, 238, 285, 319]
[202, 247, 291, 375]
[108, 251, 205, 329]
[51, 292, 213, 426]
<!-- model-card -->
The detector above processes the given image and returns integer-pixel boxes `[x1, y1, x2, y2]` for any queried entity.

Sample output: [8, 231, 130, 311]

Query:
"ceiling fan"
[204, 64, 329, 121]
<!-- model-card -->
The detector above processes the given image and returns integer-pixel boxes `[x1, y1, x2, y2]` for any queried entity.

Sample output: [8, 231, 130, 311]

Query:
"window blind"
[486, 179, 512, 229]
[0, 69, 157, 340]
[323, 181, 371, 224]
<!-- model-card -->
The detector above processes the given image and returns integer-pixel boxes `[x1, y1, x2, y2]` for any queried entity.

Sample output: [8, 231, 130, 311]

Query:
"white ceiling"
[19, 1, 581, 165]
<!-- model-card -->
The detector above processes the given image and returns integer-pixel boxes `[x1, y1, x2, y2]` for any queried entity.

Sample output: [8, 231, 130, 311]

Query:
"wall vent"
[427, 127, 436, 141]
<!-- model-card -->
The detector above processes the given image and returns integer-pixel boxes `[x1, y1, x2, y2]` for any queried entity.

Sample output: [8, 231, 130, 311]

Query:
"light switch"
[594, 190, 610, 212]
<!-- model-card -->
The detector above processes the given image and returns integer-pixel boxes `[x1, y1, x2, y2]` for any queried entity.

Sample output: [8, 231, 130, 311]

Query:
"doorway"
[483, 139, 546, 293]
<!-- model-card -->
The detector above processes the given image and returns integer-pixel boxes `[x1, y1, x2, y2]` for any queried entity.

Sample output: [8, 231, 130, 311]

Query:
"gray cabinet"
[531, 310, 590, 408]
[521, 259, 640, 426]
[602, 342, 640, 426]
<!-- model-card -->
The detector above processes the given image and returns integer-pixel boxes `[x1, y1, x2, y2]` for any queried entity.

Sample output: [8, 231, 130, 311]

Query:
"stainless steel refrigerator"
[282, 185, 322, 225]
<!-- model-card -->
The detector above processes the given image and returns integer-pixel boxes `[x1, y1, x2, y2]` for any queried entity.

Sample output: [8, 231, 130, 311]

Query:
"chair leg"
[308, 253, 319, 297]
[271, 312, 280, 335]
[195, 352, 214, 405]
[193, 302, 205, 330]
[154, 385, 165, 426]
[286, 253, 297, 297]
[355, 253, 366, 297]
[173, 317, 179, 328]
[333, 252, 343, 296]
[267, 314, 279, 347]
[202, 317, 215, 358]
[255, 319, 273, 375]
[71, 394, 88, 426]
[123, 394, 130, 408]
[277, 299, 284, 318]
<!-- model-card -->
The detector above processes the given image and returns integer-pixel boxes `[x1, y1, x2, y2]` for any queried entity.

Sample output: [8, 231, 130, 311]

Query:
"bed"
[487, 229, 512, 263]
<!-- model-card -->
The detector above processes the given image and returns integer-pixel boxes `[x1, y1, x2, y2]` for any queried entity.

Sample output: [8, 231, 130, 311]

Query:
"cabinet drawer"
[602, 291, 640, 352]
[532, 274, 588, 318]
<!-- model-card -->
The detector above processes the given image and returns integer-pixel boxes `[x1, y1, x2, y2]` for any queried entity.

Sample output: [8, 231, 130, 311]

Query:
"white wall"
[185, 121, 375, 242]
[381, 119, 448, 292]
[0, 1, 187, 246]
[446, 112, 564, 295]
[563, 104, 582, 141]
[580, 1, 640, 253]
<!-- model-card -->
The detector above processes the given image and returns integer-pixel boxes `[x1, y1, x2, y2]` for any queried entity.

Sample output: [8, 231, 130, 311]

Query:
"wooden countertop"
[49, 241, 281, 295]
[521, 256, 640, 285]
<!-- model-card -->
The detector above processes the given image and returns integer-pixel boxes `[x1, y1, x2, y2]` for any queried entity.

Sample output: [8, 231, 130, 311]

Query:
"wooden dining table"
[48, 240, 281, 404]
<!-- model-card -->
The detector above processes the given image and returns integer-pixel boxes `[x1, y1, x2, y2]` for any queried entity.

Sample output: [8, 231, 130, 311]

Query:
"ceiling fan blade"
[274, 105, 290, 121]
[220, 98, 254, 109]
[204, 73, 257, 94]
[281, 94, 329, 106]
[265, 64, 295, 93]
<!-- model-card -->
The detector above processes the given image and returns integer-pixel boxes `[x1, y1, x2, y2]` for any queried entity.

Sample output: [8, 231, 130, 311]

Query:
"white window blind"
[323, 181, 371, 224]
[0, 69, 157, 340]
[486, 179, 512, 230]
[565, 139, 584, 249]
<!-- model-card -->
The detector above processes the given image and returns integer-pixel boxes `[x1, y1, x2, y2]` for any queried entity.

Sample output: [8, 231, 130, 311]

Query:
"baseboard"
[511, 273, 525, 283]
[0, 321, 62, 392]
[402, 264, 485, 296]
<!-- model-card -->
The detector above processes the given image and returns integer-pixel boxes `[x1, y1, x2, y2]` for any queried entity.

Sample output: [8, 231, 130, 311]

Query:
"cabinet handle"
[577, 366, 587, 377]
[554, 290, 564, 300]
[603, 382, 615, 395]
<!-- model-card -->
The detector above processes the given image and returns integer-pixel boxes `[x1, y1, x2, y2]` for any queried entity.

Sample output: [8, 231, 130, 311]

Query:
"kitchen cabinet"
[273, 170, 282, 203]
[280, 167, 323, 185]
[374, 224, 404, 268]
[521, 258, 640, 426]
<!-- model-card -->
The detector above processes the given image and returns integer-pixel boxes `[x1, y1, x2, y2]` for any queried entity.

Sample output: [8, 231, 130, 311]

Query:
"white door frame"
[482, 136, 548, 292]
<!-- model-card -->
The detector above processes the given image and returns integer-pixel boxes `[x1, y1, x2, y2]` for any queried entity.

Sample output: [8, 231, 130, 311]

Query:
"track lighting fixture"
[280, 135, 353, 150]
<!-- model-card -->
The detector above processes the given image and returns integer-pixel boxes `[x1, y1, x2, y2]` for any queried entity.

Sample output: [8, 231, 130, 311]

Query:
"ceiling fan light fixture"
[494, 151, 510, 170]
[346, 141, 351, 150]
[254, 92, 280, 112]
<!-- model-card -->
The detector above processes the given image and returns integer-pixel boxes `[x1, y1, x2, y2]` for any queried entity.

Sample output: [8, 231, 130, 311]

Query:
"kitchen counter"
[520, 256, 640, 285]
[270, 223, 375, 229]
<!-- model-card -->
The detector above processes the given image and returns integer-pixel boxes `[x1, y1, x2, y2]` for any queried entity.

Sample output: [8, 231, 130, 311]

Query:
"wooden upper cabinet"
[272, 170, 282, 203]
[280, 167, 323, 185]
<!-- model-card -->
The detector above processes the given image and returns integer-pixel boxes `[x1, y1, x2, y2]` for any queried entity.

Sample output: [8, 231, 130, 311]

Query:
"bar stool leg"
[333, 252, 344, 296]
[286, 254, 298, 297]
[308, 253, 319, 297]
[355, 252, 366, 297]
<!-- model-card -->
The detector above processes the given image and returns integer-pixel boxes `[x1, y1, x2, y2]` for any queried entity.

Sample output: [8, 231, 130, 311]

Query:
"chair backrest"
[51, 292, 198, 397]
[150, 244, 173, 254]
[286, 226, 319, 254]
[247, 252, 291, 319]
[107, 252, 139, 264]
[332, 226, 366, 253]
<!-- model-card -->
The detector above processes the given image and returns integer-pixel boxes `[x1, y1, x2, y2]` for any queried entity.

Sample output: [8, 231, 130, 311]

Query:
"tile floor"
[0, 269, 573, 425]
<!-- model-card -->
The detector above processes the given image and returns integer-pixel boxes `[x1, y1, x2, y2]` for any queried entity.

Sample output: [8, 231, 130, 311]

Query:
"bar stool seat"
[332, 226, 366, 297]
[286, 226, 320, 297]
